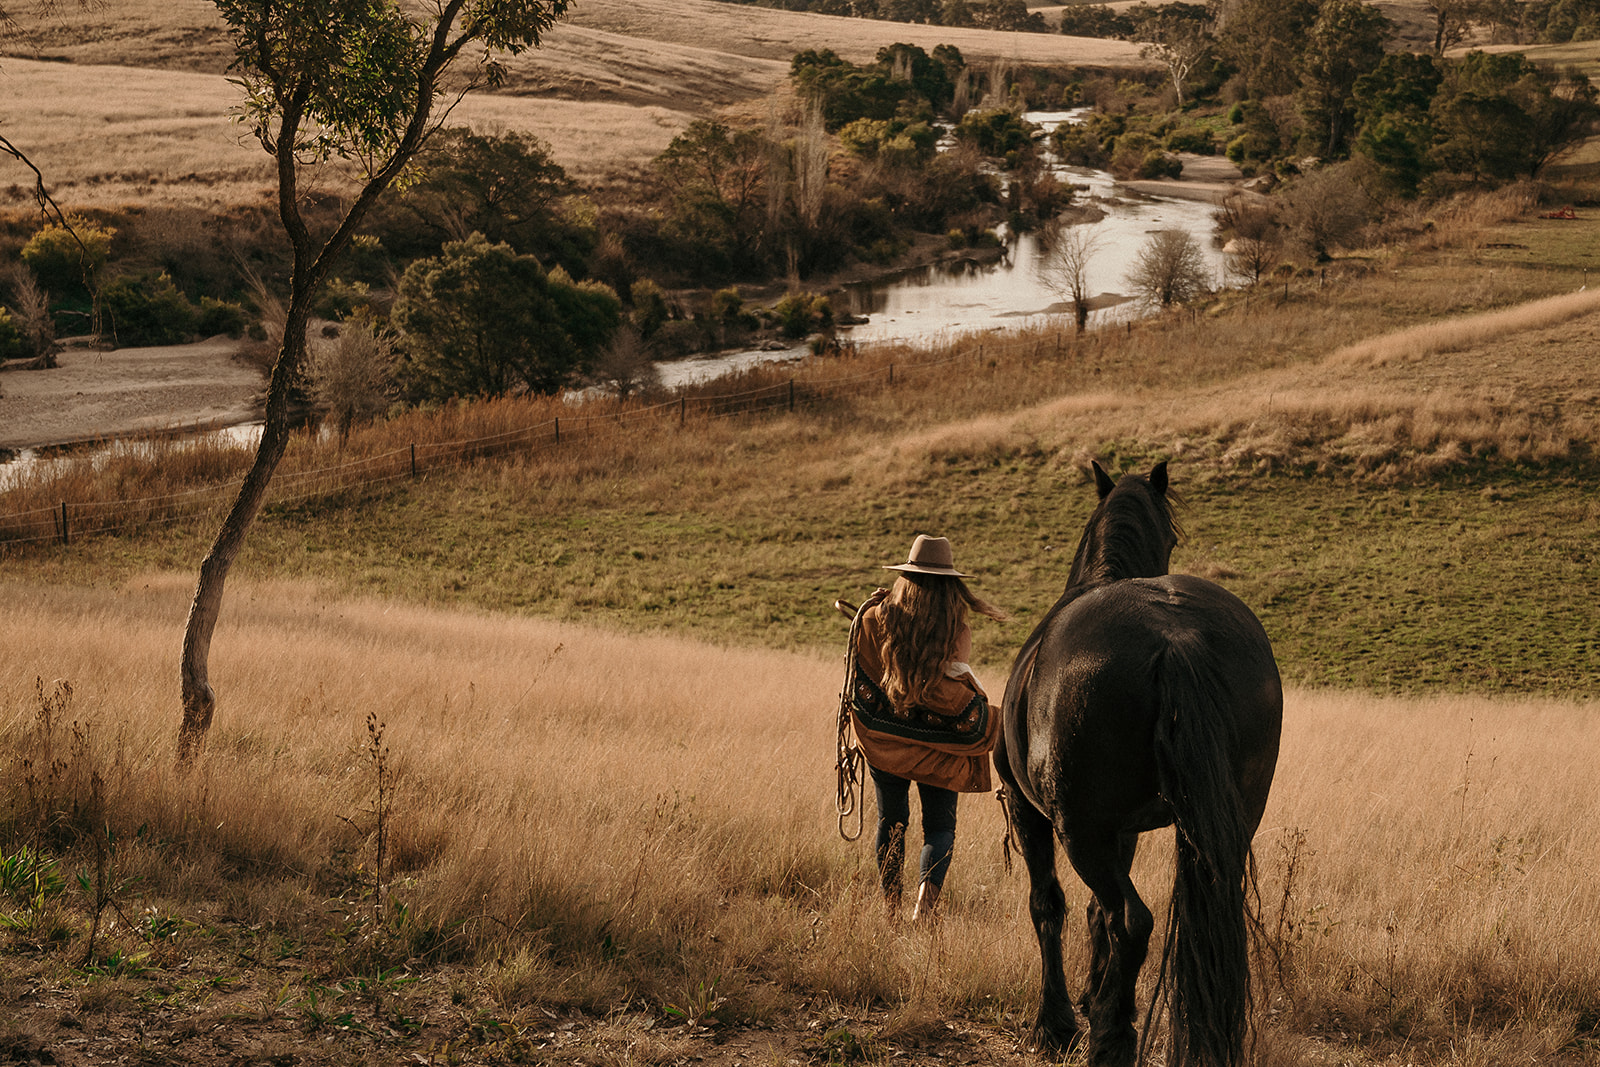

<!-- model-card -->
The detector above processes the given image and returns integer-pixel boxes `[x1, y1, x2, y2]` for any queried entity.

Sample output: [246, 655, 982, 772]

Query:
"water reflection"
[838, 110, 1229, 345]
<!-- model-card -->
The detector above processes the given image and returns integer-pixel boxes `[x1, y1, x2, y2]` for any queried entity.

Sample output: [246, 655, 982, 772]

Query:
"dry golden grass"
[0, 0, 1149, 207]
[3, 575, 1597, 1062]
[0, 57, 698, 205]
[868, 268, 1600, 481]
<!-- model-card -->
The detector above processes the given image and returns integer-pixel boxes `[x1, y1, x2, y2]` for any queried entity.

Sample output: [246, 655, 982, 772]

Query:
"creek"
[836, 109, 1230, 345]
[1, 115, 1232, 488]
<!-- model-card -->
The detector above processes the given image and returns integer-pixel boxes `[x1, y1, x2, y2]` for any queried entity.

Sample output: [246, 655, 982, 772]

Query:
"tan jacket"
[850, 602, 1000, 793]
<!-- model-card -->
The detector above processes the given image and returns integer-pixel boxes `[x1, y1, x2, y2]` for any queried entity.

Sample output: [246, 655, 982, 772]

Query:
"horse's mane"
[1066, 473, 1183, 591]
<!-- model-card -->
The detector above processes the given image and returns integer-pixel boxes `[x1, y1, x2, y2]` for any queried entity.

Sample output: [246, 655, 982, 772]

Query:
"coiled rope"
[834, 591, 886, 842]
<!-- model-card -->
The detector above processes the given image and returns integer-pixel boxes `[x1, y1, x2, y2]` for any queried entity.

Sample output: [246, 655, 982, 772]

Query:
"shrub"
[1109, 132, 1162, 178]
[587, 325, 660, 400]
[1138, 151, 1184, 179]
[1, 268, 56, 360]
[839, 118, 894, 159]
[629, 278, 669, 339]
[1052, 123, 1111, 167]
[20, 216, 115, 299]
[773, 292, 828, 338]
[304, 313, 397, 438]
[102, 273, 198, 347]
[710, 287, 745, 324]
[954, 108, 1035, 157]
[314, 278, 374, 321]
[0, 307, 26, 360]
[1126, 229, 1210, 307]
[197, 297, 250, 339]
[1166, 126, 1217, 154]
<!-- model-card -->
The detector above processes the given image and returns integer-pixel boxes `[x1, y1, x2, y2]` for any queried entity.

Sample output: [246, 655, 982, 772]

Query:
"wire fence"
[0, 341, 997, 551]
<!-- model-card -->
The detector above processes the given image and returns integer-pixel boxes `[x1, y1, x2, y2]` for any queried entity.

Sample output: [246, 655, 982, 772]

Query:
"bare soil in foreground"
[2, 921, 1359, 1067]
[2, 958, 1048, 1067]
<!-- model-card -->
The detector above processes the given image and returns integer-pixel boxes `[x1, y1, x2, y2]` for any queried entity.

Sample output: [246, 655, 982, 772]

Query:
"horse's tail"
[1147, 639, 1255, 1067]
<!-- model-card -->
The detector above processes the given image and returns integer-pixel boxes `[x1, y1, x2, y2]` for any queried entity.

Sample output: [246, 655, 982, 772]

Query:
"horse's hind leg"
[996, 740, 1080, 1054]
[1066, 832, 1152, 1067]
[1014, 795, 1081, 1054]
[1080, 831, 1140, 1016]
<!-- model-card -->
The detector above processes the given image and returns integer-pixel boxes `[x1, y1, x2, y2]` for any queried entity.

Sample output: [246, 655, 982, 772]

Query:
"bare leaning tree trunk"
[178, 95, 331, 761]
[177, 296, 313, 760]
[174, 0, 576, 764]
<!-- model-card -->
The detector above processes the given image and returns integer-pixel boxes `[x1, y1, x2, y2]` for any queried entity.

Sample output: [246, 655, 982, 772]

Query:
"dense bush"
[772, 292, 832, 338]
[1139, 150, 1184, 178]
[394, 233, 621, 400]
[20, 217, 114, 300]
[0, 307, 27, 360]
[629, 279, 670, 339]
[1051, 123, 1112, 167]
[102, 273, 198, 347]
[313, 278, 375, 321]
[1166, 125, 1218, 154]
[197, 297, 250, 339]
[954, 108, 1036, 158]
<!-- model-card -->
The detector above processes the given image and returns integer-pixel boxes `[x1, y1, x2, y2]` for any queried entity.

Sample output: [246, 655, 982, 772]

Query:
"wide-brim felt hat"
[884, 534, 971, 578]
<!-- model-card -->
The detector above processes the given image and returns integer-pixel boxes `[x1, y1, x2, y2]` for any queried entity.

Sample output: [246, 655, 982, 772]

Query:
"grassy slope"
[8, 207, 1599, 697]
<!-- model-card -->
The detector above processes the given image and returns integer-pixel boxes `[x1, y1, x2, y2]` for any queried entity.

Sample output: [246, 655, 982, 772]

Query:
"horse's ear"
[1093, 461, 1116, 499]
[1149, 461, 1168, 495]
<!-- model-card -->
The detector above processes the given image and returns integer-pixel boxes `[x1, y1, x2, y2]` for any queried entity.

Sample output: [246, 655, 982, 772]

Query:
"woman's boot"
[880, 824, 905, 919]
[911, 880, 941, 922]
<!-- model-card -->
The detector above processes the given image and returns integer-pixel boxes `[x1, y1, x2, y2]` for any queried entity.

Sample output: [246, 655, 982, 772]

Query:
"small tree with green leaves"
[178, 0, 572, 763]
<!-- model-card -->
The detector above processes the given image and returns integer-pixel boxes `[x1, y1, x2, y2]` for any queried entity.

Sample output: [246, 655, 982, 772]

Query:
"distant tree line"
[1050, 0, 1598, 193]
[717, 0, 1049, 31]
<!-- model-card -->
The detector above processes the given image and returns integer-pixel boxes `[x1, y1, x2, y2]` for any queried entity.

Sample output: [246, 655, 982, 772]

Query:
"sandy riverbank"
[0, 337, 264, 453]
[1115, 152, 1258, 204]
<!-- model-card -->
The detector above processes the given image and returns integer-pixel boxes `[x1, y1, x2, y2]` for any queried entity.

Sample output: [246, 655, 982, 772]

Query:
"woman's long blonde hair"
[876, 572, 1005, 713]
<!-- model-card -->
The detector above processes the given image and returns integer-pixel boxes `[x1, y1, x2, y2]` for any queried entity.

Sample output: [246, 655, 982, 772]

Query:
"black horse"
[995, 461, 1282, 1067]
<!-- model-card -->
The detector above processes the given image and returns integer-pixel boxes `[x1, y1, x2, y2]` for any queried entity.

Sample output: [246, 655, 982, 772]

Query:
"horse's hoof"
[1028, 1017, 1082, 1059]
[1087, 1028, 1138, 1067]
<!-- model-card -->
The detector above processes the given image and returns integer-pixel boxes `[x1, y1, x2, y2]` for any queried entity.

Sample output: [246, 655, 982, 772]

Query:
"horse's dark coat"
[996, 462, 1282, 1067]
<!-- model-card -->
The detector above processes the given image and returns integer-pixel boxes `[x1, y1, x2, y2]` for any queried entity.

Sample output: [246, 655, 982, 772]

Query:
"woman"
[847, 534, 1006, 920]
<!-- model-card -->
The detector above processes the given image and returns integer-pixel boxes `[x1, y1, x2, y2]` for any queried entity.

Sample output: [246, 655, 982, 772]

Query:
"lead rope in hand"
[835, 591, 886, 842]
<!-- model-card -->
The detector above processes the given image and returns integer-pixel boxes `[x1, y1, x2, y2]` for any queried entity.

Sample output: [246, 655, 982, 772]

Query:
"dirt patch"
[0, 336, 264, 451]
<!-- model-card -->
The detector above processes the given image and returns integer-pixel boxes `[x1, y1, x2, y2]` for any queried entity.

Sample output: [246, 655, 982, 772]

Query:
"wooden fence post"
[59, 501, 69, 546]
[554, 417, 560, 445]
[410, 443, 417, 479]
[680, 396, 686, 427]
[788, 379, 795, 412]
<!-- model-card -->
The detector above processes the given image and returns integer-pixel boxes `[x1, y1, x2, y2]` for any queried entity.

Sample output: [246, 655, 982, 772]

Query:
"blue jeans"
[870, 765, 958, 895]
